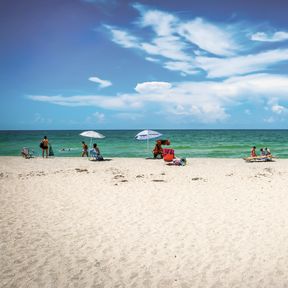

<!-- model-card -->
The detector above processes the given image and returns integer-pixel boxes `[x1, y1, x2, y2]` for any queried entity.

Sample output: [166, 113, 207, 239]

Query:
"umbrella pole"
[147, 130, 149, 155]
[147, 138, 149, 155]
[90, 138, 93, 149]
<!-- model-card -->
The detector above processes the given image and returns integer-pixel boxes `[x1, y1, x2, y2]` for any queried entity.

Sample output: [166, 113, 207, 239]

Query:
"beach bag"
[163, 148, 175, 157]
[49, 145, 54, 156]
[164, 154, 174, 162]
[97, 155, 104, 161]
[39, 142, 44, 148]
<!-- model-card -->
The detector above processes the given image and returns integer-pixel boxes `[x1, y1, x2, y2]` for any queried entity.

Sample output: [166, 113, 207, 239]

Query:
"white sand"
[1, 156, 288, 288]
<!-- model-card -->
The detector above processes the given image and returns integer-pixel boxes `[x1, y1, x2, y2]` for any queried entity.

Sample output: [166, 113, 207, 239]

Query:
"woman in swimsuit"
[41, 136, 49, 158]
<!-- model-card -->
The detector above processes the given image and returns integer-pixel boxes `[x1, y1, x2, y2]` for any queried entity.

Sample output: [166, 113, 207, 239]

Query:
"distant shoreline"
[1, 130, 287, 158]
[1, 128, 288, 131]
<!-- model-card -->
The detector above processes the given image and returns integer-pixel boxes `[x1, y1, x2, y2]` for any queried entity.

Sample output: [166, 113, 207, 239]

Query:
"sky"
[1, 0, 288, 130]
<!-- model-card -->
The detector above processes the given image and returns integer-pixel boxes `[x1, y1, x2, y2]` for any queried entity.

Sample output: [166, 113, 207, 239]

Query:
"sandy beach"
[1, 156, 288, 288]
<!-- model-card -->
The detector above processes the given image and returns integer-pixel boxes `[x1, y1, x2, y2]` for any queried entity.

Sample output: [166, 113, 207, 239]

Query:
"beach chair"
[89, 149, 103, 161]
[21, 147, 34, 159]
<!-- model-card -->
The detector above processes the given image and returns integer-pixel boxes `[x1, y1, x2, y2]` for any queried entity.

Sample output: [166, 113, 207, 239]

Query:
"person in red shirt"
[250, 146, 257, 157]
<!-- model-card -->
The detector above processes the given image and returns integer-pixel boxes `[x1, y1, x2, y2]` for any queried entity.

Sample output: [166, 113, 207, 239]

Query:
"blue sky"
[1, 0, 288, 130]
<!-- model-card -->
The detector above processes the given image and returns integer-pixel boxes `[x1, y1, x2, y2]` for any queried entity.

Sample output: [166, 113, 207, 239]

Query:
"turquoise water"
[0, 130, 287, 158]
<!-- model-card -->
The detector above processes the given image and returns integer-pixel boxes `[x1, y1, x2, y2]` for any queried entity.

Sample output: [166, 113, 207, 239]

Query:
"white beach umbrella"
[135, 129, 162, 154]
[80, 130, 105, 148]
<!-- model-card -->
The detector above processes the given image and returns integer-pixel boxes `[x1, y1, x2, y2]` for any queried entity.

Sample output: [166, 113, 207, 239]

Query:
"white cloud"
[28, 94, 140, 109]
[164, 61, 198, 75]
[135, 81, 172, 94]
[168, 103, 229, 122]
[271, 104, 287, 114]
[106, 26, 140, 48]
[141, 35, 190, 61]
[177, 17, 238, 56]
[251, 31, 288, 42]
[145, 57, 160, 62]
[196, 49, 288, 78]
[139, 9, 176, 36]
[89, 76, 112, 88]
[28, 74, 288, 123]
[106, 10, 239, 73]
[104, 7, 288, 79]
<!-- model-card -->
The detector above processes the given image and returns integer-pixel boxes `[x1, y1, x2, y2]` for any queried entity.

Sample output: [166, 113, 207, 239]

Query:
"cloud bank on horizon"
[28, 2, 288, 127]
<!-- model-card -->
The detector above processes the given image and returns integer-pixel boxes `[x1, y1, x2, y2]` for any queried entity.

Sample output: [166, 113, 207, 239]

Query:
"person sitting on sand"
[260, 148, 265, 156]
[81, 141, 88, 157]
[92, 143, 100, 156]
[153, 140, 163, 159]
[251, 146, 257, 157]
[90, 143, 103, 161]
[265, 147, 271, 156]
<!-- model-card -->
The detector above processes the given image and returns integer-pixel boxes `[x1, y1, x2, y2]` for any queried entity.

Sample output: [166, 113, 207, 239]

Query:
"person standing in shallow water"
[81, 141, 88, 157]
[41, 136, 49, 158]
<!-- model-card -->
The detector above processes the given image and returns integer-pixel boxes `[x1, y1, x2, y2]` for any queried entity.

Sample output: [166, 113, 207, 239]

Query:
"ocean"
[0, 130, 287, 158]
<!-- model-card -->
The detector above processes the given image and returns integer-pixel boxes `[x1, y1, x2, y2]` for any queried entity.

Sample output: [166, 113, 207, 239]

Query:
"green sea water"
[0, 130, 287, 158]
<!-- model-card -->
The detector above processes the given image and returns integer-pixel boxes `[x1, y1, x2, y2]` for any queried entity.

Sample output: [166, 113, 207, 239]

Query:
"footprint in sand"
[75, 168, 88, 173]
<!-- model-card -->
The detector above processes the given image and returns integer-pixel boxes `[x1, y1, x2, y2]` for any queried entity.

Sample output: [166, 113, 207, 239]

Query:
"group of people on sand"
[34, 136, 275, 163]
[37, 137, 102, 160]
[81, 141, 103, 160]
[250, 146, 271, 158]
[152, 139, 186, 166]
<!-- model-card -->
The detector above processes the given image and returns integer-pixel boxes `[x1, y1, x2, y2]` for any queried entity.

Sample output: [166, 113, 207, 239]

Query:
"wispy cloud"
[271, 104, 288, 114]
[177, 17, 238, 56]
[88, 76, 112, 88]
[137, 6, 177, 36]
[141, 35, 190, 61]
[27, 5, 288, 126]
[251, 31, 288, 42]
[196, 49, 288, 78]
[105, 25, 140, 48]
[104, 5, 288, 79]
[164, 61, 198, 75]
